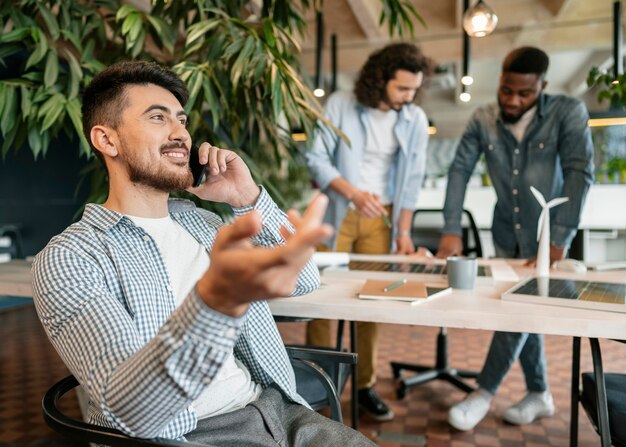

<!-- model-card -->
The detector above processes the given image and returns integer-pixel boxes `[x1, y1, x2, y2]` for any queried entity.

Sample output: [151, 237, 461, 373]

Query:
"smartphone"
[189, 144, 207, 187]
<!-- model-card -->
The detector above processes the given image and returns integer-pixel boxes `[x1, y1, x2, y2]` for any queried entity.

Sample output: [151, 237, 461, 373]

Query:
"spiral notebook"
[357, 279, 451, 303]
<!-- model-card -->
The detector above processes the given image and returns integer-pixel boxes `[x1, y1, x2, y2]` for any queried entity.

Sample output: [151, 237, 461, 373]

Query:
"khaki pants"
[306, 207, 391, 390]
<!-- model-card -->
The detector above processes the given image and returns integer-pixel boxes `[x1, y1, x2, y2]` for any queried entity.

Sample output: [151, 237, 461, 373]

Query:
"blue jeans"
[476, 245, 549, 395]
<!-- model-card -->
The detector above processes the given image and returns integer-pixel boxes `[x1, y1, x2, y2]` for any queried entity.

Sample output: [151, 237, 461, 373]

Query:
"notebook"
[357, 279, 451, 303]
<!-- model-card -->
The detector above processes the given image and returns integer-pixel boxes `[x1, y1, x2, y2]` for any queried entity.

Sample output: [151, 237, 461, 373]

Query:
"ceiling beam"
[346, 0, 386, 40]
[565, 49, 613, 96]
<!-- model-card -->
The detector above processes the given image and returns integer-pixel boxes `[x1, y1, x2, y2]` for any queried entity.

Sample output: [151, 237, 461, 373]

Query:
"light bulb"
[459, 92, 472, 102]
[313, 88, 326, 97]
[461, 75, 474, 86]
[463, 0, 498, 37]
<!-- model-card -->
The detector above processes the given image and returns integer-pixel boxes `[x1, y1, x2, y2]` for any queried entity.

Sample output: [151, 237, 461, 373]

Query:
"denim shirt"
[443, 94, 594, 258]
[305, 91, 429, 250]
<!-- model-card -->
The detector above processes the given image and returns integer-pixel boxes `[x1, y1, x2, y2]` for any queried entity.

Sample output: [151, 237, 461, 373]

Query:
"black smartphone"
[189, 144, 207, 187]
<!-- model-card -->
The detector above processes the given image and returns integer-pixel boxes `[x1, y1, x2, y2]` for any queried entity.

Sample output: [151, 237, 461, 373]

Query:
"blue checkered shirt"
[32, 188, 319, 439]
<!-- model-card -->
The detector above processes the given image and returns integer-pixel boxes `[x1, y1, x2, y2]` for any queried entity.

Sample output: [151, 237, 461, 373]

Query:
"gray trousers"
[186, 385, 377, 447]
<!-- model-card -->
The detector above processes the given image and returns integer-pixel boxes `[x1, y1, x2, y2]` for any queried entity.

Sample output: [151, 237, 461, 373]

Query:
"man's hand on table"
[436, 234, 463, 259]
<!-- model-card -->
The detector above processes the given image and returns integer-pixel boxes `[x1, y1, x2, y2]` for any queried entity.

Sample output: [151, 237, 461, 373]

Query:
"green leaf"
[39, 93, 65, 131]
[43, 50, 59, 88]
[0, 84, 17, 135]
[38, 4, 60, 40]
[60, 29, 83, 53]
[65, 51, 83, 100]
[185, 70, 203, 112]
[0, 27, 30, 43]
[130, 29, 145, 57]
[66, 97, 91, 156]
[25, 30, 48, 69]
[28, 122, 43, 158]
[121, 12, 139, 36]
[202, 76, 220, 128]
[0, 44, 22, 63]
[128, 14, 144, 42]
[1, 123, 19, 158]
[185, 19, 220, 47]
[20, 86, 32, 118]
[116, 4, 137, 21]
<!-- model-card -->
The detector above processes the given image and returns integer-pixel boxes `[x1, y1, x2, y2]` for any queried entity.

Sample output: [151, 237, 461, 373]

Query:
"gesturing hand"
[187, 143, 260, 208]
[196, 194, 334, 317]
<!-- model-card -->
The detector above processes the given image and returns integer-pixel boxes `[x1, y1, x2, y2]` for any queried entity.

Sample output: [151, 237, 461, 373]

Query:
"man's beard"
[498, 99, 536, 124]
[121, 139, 193, 192]
[383, 93, 409, 111]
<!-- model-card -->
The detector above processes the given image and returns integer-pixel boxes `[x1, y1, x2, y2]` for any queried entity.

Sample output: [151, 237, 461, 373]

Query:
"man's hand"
[196, 194, 334, 317]
[436, 234, 463, 258]
[187, 143, 260, 207]
[394, 235, 416, 255]
[524, 243, 566, 267]
[351, 190, 388, 218]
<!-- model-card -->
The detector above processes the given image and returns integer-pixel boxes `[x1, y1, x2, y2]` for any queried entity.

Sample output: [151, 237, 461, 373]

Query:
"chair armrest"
[286, 345, 357, 365]
[42, 375, 211, 447]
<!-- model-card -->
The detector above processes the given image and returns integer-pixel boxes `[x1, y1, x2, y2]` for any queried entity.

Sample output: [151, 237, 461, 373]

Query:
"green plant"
[0, 0, 423, 210]
[587, 66, 626, 107]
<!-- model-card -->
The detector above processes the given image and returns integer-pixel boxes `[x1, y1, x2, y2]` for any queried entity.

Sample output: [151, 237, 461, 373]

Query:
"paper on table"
[312, 251, 350, 268]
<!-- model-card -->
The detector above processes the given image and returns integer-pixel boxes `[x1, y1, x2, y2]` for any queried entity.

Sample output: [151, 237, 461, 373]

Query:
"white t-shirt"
[356, 108, 399, 206]
[128, 215, 262, 420]
[504, 105, 537, 143]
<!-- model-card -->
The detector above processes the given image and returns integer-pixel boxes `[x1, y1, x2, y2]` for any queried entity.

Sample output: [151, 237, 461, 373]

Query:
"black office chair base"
[391, 362, 477, 398]
[390, 327, 478, 399]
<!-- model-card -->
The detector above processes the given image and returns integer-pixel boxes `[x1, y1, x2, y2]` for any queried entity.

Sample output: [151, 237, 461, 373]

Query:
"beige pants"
[306, 207, 392, 390]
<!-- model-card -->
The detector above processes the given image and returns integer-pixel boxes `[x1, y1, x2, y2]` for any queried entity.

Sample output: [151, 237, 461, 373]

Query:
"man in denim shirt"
[437, 47, 594, 431]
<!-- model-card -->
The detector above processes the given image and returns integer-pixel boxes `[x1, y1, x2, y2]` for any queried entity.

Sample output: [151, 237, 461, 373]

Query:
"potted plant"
[0, 0, 424, 212]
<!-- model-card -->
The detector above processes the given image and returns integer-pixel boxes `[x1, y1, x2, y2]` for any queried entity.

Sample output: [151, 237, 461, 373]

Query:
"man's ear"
[415, 71, 424, 88]
[90, 125, 119, 158]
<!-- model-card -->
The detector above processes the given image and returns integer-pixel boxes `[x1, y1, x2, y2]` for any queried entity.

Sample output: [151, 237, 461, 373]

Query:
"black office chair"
[391, 208, 481, 398]
[43, 346, 356, 446]
[274, 316, 359, 428]
[570, 337, 626, 447]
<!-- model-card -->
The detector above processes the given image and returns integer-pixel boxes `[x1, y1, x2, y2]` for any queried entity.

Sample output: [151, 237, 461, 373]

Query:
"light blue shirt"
[443, 94, 594, 258]
[32, 188, 317, 440]
[305, 91, 429, 250]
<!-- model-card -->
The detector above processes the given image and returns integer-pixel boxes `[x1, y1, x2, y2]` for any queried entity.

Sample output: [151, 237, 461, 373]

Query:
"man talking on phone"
[32, 60, 376, 446]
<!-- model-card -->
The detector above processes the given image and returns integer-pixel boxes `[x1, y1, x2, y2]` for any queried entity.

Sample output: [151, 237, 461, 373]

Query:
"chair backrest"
[571, 337, 626, 447]
[410, 208, 483, 258]
[287, 346, 356, 423]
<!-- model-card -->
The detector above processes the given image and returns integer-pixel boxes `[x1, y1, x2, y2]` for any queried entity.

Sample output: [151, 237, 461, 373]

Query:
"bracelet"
[398, 230, 411, 237]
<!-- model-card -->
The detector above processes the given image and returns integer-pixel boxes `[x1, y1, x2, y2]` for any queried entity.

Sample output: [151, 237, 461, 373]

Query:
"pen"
[383, 278, 407, 292]
[383, 215, 392, 228]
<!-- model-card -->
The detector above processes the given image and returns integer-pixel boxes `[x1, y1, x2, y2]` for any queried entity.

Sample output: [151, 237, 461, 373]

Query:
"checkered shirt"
[32, 188, 319, 439]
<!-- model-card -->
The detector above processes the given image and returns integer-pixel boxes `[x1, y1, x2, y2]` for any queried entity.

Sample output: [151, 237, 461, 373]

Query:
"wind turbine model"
[530, 186, 569, 277]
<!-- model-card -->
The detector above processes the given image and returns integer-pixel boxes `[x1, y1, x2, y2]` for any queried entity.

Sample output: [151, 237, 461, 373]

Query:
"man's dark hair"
[502, 46, 550, 78]
[354, 43, 432, 108]
[81, 60, 189, 165]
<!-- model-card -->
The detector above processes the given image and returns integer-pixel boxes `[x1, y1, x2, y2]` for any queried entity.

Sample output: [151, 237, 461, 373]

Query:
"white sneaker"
[448, 389, 493, 431]
[502, 391, 555, 425]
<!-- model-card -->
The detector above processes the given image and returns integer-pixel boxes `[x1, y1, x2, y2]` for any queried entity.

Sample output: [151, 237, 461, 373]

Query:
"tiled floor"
[0, 302, 622, 446]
